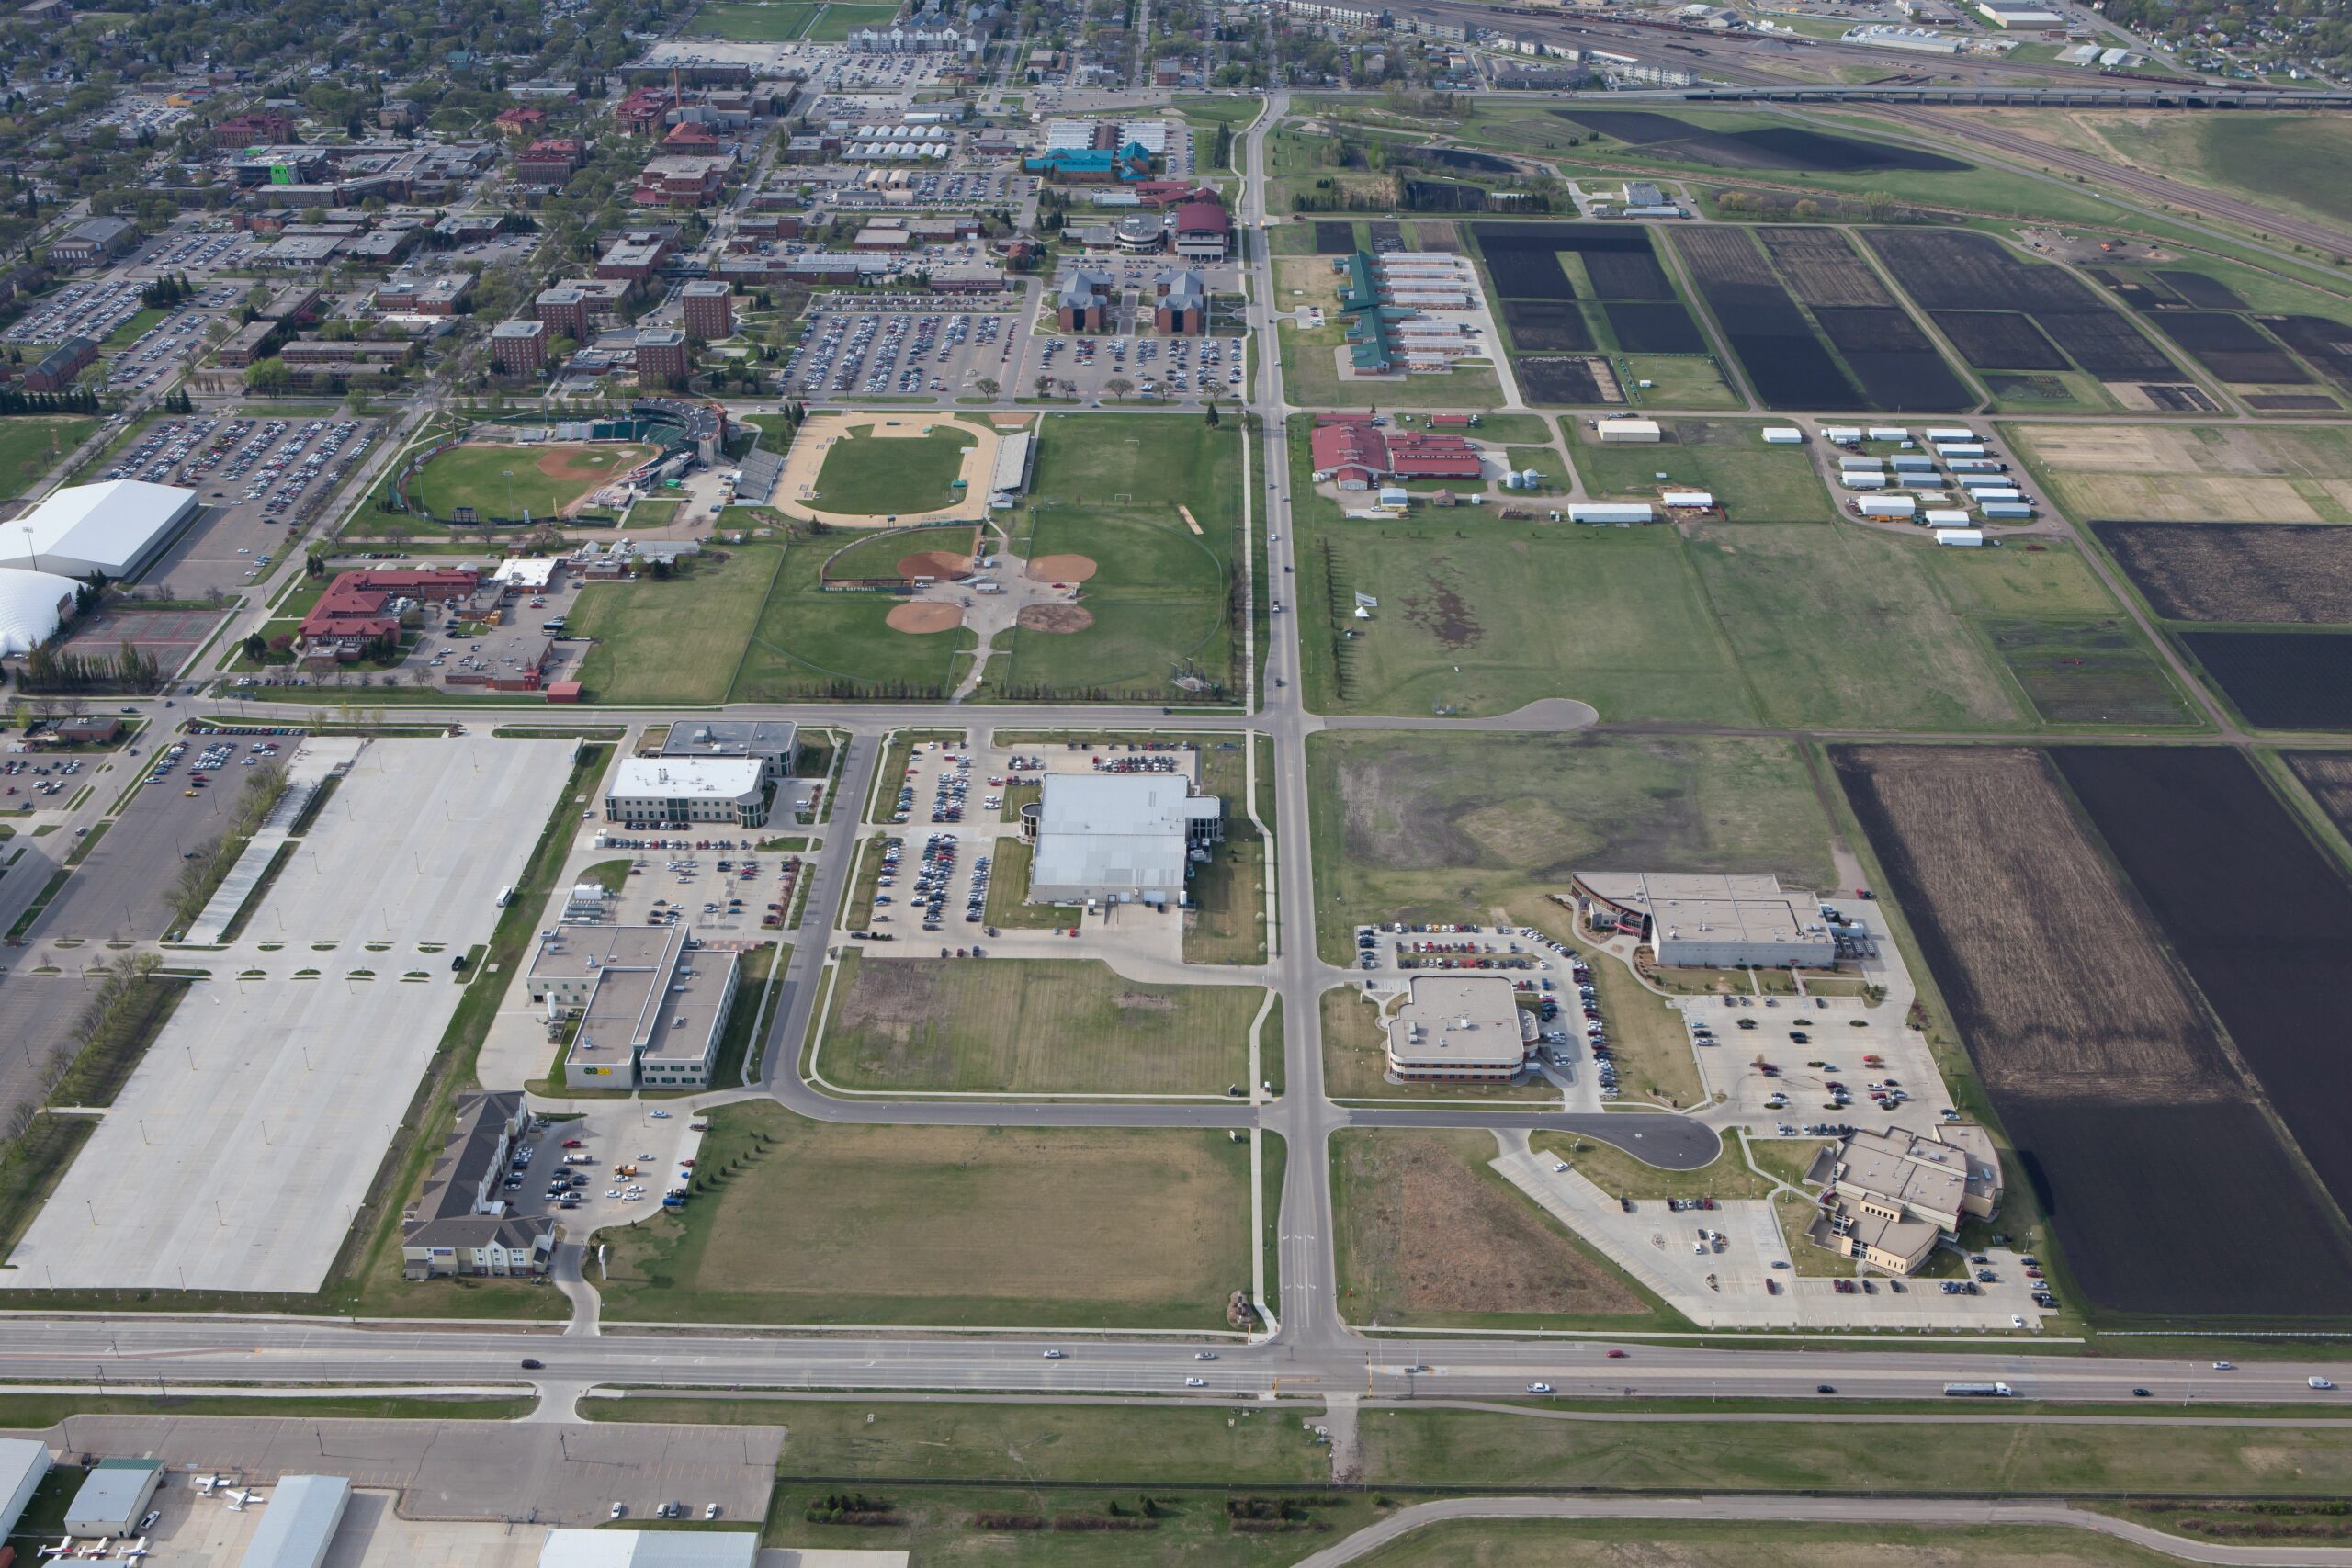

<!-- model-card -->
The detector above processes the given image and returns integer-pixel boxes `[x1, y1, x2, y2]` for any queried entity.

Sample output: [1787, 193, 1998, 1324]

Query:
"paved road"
[1288, 1495, 2352, 1568]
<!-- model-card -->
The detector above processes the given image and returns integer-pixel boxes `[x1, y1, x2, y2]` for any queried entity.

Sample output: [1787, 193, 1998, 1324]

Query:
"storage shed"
[1661, 491, 1714, 510]
[1859, 495, 1917, 518]
[1567, 502, 1655, 523]
[1981, 502, 2034, 520]
[1969, 488, 2024, 502]
[1761, 427, 1804, 445]
[1923, 509, 1973, 527]
[1937, 528, 1986, 546]
[1923, 426, 1978, 443]
[1841, 471, 1889, 491]
[1822, 425, 1863, 445]
[1947, 457, 2004, 473]
[1891, 454, 1938, 471]
[1595, 417, 1661, 444]
[1866, 426, 1910, 442]
[1933, 442, 1987, 458]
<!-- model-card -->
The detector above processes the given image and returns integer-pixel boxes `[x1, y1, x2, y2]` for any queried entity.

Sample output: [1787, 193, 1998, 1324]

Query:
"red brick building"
[680, 281, 734, 342]
[596, 230, 676, 283]
[492, 319, 548, 376]
[299, 569, 481, 659]
[494, 106, 548, 137]
[615, 87, 674, 134]
[514, 137, 587, 186]
[213, 111, 295, 148]
[635, 327, 690, 389]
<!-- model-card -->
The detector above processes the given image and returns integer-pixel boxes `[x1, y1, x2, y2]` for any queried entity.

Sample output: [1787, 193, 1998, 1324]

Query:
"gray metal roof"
[1030, 773, 1212, 896]
[237, 1474, 351, 1568]
[537, 1528, 761, 1567]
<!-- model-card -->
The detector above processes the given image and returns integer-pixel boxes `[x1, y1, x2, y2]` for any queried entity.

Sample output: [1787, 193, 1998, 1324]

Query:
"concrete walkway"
[1288, 1495, 2352, 1568]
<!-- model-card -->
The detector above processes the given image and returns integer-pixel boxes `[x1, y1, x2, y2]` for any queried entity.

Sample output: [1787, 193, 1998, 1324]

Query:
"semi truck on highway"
[1944, 1382, 2017, 1397]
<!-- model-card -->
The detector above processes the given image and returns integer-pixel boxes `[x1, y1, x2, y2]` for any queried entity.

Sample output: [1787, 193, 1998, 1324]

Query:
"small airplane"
[193, 1476, 224, 1497]
[118, 1540, 150, 1561]
[223, 1488, 263, 1511]
[35, 1537, 72, 1560]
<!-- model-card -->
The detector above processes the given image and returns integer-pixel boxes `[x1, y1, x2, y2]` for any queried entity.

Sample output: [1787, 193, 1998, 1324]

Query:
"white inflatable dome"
[0, 568, 83, 657]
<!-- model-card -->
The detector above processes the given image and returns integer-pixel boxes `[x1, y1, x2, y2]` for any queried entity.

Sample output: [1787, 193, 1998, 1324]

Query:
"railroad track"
[1873, 106, 2352, 257]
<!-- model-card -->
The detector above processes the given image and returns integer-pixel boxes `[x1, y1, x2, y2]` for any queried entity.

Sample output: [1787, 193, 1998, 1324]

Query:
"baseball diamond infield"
[775, 412, 1010, 527]
[1026, 553, 1099, 582]
[887, 601, 966, 633]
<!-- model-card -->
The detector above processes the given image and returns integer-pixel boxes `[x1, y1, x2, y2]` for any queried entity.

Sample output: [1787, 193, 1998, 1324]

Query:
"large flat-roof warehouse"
[1023, 773, 1222, 906]
[1572, 872, 1837, 969]
[0, 479, 201, 581]
[605, 756, 770, 827]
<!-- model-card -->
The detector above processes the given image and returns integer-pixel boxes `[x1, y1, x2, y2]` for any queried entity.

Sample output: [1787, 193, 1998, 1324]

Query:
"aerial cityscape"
[0, 0, 2348, 1559]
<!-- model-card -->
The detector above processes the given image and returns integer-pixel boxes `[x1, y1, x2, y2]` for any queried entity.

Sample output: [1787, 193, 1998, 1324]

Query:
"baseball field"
[407, 440, 656, 520]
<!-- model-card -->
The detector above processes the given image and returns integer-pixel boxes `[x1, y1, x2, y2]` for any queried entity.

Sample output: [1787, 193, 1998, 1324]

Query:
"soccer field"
[407, 441, 655, 520]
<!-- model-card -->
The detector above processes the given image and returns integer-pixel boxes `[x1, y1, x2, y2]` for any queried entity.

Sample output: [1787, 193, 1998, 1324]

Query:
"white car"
[1184, 1377, 1206, 1387]
[2212, 1360, 2235, 1371]
[2312, 1376, 2337, 1390]
[1042, 1348, 1065, 1359]
[1526, 1382, 1553, 1395]
[650, 1110, 672, 1119]
[2010, 1314, 2025, 1328]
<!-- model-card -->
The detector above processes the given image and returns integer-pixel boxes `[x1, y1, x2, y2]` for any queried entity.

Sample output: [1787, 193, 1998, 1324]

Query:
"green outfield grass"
[686, 0, 894, 39]
[732, 537, 975, 700]
[564, 545, 775, 703]
[818, 953, 1261, 1094]
[408, 441, 653, 521]
[1567, 419, 1835, 523]
[808, 425, 977, 517]
[802, 0, 899, 39]
[994, 412, 1244, 703]
[0, 414, 96, 497]
[596, 1103, 1255, 1328]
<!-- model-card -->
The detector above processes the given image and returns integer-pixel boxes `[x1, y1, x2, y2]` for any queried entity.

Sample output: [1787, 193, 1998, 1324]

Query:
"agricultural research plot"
[2145, 312, 2310, 385]
[1866, 228, 2184, 386]
[2056, 745, 2352, 1221]
[1832, 745, 2352, 1316]
[4, 736, 573, 1293]
[2268, 316, 2352, 399]
[1812, 308, 1971, 412]
[1517, 357, 1617, 405]
[1758, 227, 1894, 308]
[2285, 750, 2352, 837]
[2092, 521, 2352, 623]
[1931, 312, 2070, 372]
[1604, 302, 1707, 355]
[1555, 109, 1967, 173]
[1501, 299, 1596, 353]
[2181, 630, 2352, 728]
[1582, 250, 1676, 301]
[2156, 271, 2248, 310]
[1668, 227, 1859, 410]
[1314, 220, 1356, 254]
[2010, 423, 2352, 524]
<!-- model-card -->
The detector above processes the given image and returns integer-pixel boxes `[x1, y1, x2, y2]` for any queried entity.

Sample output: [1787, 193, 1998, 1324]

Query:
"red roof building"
[1172, 200, 1232, 261]
[1308, 418, 1484, 490]
[662, 118, 722, 151]
[495, 107, 549, 136]
[300, 569, 481, 649]
[214, 111, 296, 148]
[515, 137, 587, 185]
[616, 88, 674, 134]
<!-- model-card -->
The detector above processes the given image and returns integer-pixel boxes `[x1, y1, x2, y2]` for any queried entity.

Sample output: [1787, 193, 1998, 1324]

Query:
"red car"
[562, 1138, 585, 1148]
[1605, 1349, 1628, 1359]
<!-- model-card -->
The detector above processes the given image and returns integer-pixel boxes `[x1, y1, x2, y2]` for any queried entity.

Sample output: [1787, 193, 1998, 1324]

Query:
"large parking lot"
[136, 223, 271, 275]
[785, 300, 1020, 399]
[4, 278, 153, 346]
[115, 413, 379, 596]
[104, 291, 243, 395]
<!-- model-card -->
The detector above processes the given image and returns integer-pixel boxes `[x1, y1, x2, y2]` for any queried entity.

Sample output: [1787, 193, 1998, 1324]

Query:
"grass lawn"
[1358, 1406, 2352, 1495]
[1530, 1129, 1779, 1201]
[1322, 985, 1555, 1103]
[0, 414, 97, 496]
[801, 0, 899, 39]
[1566, 419, 1835, 523]
[1685, 523, 2021, 730]
[1295, 440, 1753, 721]
[995, 413, 1243, 703]
[1304, 729, 1838, 964]
[1332, 1130, 1667, 1330]
[407, 441, 654, 521]
[1620, 354, 1742, 411]
[818, 953, 1261, 1095]
[566, 545, 777, 703]
[1506, 445, 1568, 493]
[597, 1103, 1256, 1328]
[2006, 422, 2352, 524]
[2079, 113, 2352, 234]
[1183, 827, 1265, 964]
[585, 1397, 1327, 1484]
[809, 426, 976, 517]
[731, 536, 973, 701]
[1346, 1519, 2260, 1568]
[686, 0, 890, 39]
[102, 306, 167, 347]
[627, 497, 684, 529]
[978, 835, 1081, 931]
[1280, 319, 1508, 411]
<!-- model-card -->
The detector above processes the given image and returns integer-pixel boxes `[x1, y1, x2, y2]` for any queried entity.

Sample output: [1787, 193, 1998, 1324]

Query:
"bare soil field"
[2182, 631, 2352, 728]
[1332, 1130, 1649, 1324]
[2284, 750, 2352, 835]
[1837, 744, 2352, 1317]
[2092, 521, 2352, 623]
[1017, 604, 1093, 634]
[1758, 226, 1894, 308]
[886, 602, 962, 634]
[1829, 746, 2224, 1100]
[1027, 552, 1099, 582]
[2010, 423, 2352, 524]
